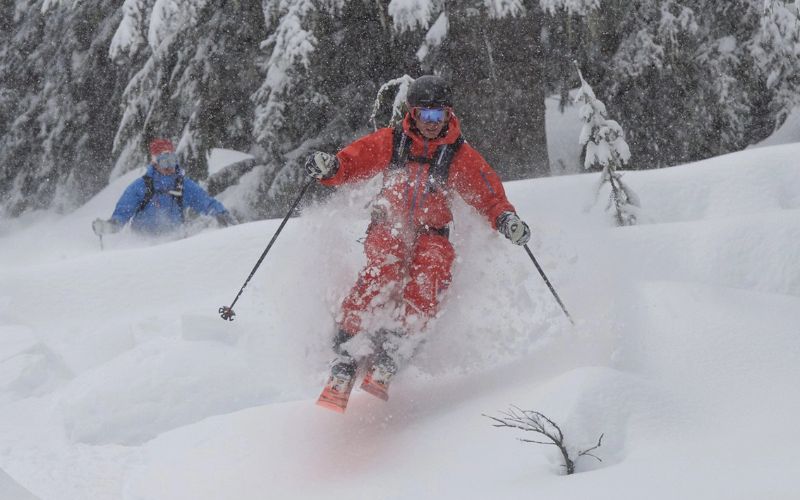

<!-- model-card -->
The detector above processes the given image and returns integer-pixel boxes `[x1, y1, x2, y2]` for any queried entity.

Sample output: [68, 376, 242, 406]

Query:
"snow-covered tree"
[575, 64, 640, 227]
[2, 0, 799, 220]
[598, 0, 800, 168]
[0, 0, 127, 216]
[111, 0, 264, 182]
[423, 0, 602, 179]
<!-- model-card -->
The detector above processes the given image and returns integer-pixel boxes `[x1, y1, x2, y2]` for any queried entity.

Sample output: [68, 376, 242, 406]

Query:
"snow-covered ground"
[1, 140, 799, 499]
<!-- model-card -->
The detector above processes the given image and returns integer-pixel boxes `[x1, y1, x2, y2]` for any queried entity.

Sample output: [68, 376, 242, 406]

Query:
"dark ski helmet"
[407, 75, 453, 108]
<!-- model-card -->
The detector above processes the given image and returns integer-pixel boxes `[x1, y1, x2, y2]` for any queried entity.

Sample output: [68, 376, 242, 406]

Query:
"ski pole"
[219, 179, 314, 321]
[523, 244, 574, 325]
[98, 234, 104, 251]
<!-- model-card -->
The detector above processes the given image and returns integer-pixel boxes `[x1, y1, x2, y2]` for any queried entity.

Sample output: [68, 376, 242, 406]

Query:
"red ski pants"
[339, 222, 456, 336]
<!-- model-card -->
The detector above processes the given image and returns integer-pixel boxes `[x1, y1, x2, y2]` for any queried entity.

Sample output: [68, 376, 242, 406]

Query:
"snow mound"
[0, 468, 40, 500]
[0, 326, 71, 403]
[1, 141, 800, 499]
[59, 338, 277, 445]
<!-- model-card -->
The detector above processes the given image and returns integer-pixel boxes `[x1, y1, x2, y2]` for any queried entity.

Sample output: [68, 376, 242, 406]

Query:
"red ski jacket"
[322, 114, 516, 232]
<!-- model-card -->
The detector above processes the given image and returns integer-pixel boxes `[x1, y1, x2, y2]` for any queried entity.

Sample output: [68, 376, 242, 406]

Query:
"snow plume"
[539, 0, 598, 15]
[109, 0, 153, 61]
[388, 0, 436, 32]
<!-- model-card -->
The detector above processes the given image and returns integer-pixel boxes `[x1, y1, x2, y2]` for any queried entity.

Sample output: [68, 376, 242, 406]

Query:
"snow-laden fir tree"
[111, 0, 264, 183]
[419, 0, 601, 180]
[600, 0, 800, 168]
[0, 0, 127, 216]
[575, 64, 640, 227]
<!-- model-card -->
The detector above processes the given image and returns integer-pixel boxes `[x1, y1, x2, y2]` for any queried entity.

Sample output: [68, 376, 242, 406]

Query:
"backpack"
[388, 126, 465, 193]
[135, 173, 185, 221]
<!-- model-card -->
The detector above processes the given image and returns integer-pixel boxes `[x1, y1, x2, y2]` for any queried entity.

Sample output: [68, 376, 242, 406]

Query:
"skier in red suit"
[307, 75, 532, 410]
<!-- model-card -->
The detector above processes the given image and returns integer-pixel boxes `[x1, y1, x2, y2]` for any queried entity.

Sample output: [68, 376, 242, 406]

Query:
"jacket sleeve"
[448, 144, 516, 229]
[321, 128, 394, 187]
[182, 179, 228, 216]
[110, 179, 147, 225]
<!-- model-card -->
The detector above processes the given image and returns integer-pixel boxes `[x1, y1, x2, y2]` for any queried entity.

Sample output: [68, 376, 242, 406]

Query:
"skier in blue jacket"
[92, 138, 236, 236]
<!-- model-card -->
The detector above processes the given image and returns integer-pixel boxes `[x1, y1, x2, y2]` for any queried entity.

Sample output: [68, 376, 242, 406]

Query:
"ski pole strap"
[523, 244, 574, 325]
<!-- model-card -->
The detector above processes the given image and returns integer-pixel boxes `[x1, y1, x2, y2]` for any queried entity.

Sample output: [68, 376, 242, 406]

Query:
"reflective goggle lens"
[416, 107, 447, 123]
[156, 152, 178, 170]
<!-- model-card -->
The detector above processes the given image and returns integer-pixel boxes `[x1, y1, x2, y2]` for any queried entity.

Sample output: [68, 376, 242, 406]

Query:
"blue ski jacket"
[110, 165, 229, 234]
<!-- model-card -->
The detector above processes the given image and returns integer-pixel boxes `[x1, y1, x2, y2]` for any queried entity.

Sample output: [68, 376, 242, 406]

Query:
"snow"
[752, 106, 800, 148]
[0, 468, 39, 500]
[206, 148, 256, 176]
[1, 138, 800, 498]
[109, 0, 148, 61]
[545, 91, 584, 174]
[388, 0, 435, 32]
[416, 12, 448, 61]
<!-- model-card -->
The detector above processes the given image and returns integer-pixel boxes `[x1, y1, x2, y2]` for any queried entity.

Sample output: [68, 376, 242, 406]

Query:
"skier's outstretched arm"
[93, 179, 146, 235]
[307, 128, 395, 187]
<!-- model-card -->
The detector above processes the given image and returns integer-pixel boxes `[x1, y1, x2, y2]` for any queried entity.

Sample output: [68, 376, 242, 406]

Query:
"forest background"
[1, 0, 798, 219]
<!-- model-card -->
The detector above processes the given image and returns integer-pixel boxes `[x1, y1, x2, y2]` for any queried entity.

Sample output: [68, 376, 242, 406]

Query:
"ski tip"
[316, 398, 347, 414]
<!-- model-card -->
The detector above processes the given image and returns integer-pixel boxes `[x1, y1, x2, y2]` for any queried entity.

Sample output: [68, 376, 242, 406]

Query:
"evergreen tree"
[0, 0, 127, 216]
[250, 0, 421, 218]
[1, 0, 799, 219]
[575, 64, 639, 226]
[112, 0, 264, 182]
[596, 0, 800, 168]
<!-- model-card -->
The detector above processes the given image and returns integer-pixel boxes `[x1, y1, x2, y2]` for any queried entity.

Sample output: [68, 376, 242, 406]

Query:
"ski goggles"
[411, 106, 450, 124]
[155, 152, 178, 170]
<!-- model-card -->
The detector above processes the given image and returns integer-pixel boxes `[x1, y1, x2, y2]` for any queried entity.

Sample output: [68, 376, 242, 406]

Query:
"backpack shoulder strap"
[135, 175, 155, 215]
[173, 174, 184, 222]
[172, 174, 184, 208]
[388, 127, 465, 188]
[428, 134, 465, 188]
[135, 173, 185, 218]
[389, 126, 412, 171]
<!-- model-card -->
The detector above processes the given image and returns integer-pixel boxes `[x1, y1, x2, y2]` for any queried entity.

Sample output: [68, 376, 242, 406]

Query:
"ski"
[359, 353, 398, 402]
[359, 367, 390, 401]
[316, 372, 356, 413]
[316, 357, 358, 413]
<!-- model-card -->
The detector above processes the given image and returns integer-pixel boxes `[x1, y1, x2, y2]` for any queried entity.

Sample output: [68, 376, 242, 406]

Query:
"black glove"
[305, 152, 339, 180]
[92, 218, 120, 236]
[216, 212, 238, 227]
[496, 211, 531, 246]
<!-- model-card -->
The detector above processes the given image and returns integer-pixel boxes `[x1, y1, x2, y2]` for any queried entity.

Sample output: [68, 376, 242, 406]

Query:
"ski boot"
[360, 350, 397, 401]
[360, 330, 404, 401]
[316, 355, 357, 413]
